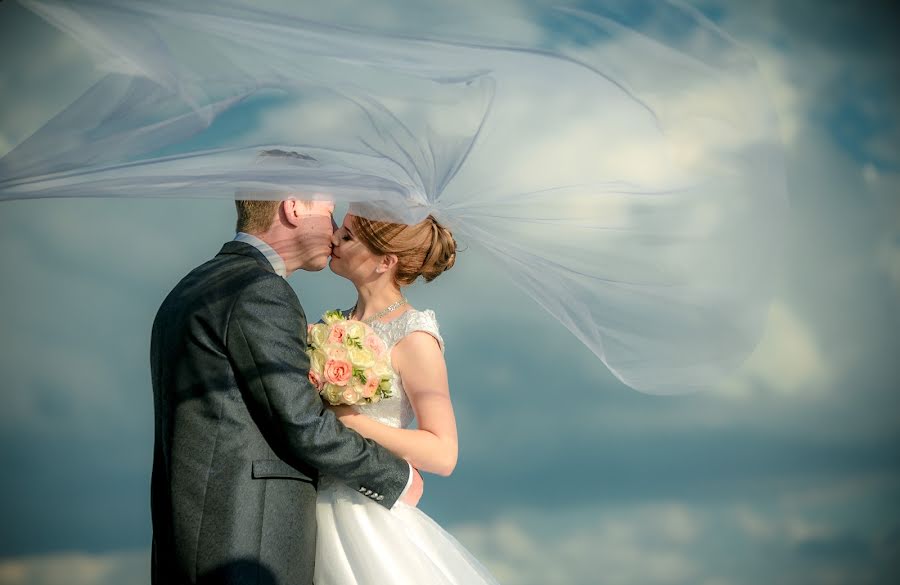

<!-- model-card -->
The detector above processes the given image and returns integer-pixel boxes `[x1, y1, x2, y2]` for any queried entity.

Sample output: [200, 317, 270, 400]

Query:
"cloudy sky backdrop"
[0, 1, 898, 584]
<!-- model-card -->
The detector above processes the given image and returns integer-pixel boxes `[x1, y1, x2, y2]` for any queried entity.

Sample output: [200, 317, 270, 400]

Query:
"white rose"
[373, 362, 393, 378]
[323, 383, 343, 405]
[341, 385, 362, 405]
[309, 323, 328, 347]
[344, 321, 366, 341]
[322, 309, 345, 325]
[347, 346, 375, 369]
[309, 349, 327, 373]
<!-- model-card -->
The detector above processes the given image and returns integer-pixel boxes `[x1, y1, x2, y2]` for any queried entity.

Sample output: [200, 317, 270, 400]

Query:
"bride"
[313, 210, 498, 584]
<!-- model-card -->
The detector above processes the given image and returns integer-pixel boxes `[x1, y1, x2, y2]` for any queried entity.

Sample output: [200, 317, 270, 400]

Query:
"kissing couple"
[150, 198, 499, 584]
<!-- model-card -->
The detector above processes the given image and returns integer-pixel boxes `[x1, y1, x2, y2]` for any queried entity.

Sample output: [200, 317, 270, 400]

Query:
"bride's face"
[329, 215, 381, 281]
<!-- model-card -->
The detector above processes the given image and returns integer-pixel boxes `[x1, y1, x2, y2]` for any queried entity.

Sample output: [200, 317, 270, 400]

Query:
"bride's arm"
[331, 331, 458, 477]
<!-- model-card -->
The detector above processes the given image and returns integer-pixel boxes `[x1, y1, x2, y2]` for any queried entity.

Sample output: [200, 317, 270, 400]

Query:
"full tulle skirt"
[314, 477, 499, 584]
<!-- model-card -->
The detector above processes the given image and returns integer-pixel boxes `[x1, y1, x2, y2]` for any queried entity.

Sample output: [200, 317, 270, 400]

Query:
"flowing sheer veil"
[0, 0, 787, 394]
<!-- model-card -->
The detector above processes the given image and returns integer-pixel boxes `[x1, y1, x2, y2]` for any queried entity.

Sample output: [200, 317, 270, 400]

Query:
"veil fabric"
[1, 0, 787, 394]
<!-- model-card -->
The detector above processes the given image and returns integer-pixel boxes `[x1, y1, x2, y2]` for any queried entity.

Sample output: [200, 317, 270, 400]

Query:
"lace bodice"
[343, 308, 444, 429]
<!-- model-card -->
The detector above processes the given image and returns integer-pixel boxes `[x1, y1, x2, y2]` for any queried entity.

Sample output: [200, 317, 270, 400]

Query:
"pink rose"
[323, 359, 353, 385]
[363, 333, 386, 357]
[327, 323, 346, 345]
[362, 370, 380, 398]
[308, 369, 323, 390]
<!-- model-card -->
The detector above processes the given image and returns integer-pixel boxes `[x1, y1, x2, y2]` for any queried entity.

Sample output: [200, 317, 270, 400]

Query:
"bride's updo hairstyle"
[351, 214, 457, 286]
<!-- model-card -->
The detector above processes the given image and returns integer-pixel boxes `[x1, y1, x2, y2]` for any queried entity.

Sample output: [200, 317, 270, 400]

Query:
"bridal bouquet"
[307, 310, 393, 406]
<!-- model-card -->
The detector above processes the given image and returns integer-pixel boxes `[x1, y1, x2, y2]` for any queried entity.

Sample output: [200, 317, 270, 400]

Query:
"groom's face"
[294, 201, 337, 271]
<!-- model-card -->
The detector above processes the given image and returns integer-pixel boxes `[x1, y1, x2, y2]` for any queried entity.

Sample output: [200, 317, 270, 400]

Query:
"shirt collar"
[233, 232, 287, 278]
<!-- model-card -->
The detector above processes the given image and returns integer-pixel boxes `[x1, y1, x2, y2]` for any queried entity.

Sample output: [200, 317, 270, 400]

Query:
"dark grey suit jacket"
[149, 241, 409, 585]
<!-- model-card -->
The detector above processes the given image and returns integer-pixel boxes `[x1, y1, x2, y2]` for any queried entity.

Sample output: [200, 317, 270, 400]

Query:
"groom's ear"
[281, 199, 302, 227]
[376, 254, 399, 274]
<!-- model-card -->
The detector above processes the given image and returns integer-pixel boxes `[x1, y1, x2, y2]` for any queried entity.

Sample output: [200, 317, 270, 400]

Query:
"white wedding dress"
[314, 309, 499, 585]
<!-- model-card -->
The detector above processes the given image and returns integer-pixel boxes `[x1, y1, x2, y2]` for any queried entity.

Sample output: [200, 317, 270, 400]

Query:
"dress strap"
[397, 309, 444, 353]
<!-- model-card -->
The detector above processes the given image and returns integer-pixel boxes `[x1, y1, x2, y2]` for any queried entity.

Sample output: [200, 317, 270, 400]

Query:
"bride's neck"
[352, 281, 405, 321]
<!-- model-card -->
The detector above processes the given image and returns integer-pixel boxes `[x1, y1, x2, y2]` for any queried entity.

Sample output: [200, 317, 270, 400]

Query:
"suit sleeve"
[225, 273, 409, 508]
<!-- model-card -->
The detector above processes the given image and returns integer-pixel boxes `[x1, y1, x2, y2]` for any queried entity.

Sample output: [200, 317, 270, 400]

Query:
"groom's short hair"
[235, 199, 322, 234]
[235, 200, 280, 234]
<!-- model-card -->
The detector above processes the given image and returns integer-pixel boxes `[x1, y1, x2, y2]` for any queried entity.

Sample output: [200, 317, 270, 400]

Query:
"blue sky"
[0, 1, 898, 584]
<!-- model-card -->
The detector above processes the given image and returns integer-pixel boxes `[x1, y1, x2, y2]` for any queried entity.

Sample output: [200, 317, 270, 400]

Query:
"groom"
[150, 198, 421, 585]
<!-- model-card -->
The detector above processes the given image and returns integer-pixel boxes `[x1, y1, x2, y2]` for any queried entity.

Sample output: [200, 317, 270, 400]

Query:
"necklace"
[351, 297, 409, 324]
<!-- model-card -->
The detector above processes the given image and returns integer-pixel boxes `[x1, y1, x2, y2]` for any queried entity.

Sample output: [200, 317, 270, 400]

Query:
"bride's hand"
[328, 404, 360, 425]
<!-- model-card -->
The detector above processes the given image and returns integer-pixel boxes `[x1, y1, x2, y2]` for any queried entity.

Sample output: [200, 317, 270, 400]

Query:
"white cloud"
[722, 300, 830, 397]
[709, 0, 900, 164]
[446, 482, 895, 585]
[733, 506, 776, 540]
[450, 503, 702, 585]
[0, 472, 894, 585]
[0, 550, 148, 585]
[734, 504, 840, 545]
[739, 42, 806, 146]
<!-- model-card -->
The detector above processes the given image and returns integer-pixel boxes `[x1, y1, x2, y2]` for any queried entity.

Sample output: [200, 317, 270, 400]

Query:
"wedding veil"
[0, 0, 787, 394]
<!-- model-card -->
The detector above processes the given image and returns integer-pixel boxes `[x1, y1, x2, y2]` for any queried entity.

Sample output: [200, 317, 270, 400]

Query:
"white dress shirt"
[234, 232, 287, 277]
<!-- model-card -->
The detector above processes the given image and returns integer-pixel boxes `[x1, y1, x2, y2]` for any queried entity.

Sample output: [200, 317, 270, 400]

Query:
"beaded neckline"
[349, 297, 409, 325]
[344, 306, 416, 327]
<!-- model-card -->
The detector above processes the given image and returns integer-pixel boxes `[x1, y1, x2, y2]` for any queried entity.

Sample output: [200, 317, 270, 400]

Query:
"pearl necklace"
[351, 297, 409, 325]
